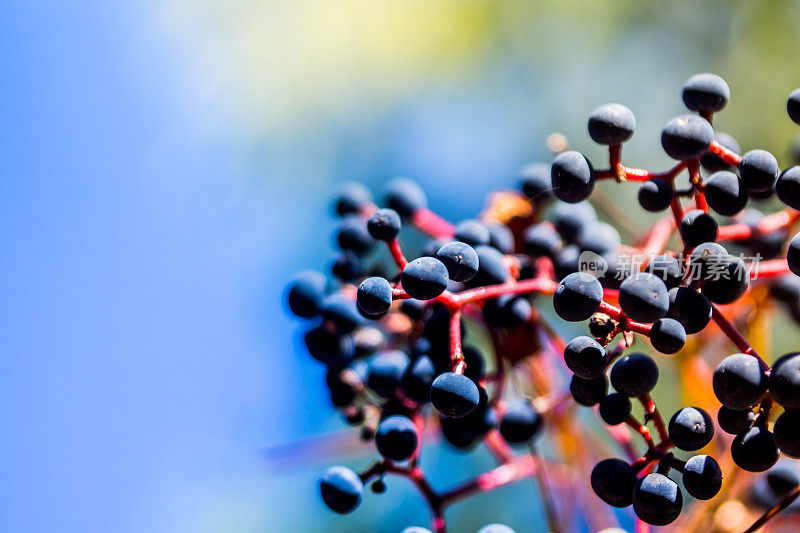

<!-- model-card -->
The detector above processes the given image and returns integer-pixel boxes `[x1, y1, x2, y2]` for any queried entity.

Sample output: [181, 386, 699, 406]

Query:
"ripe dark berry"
[523, 223, 562, 258]
[401, 355, 436, 403]
[679, 209, 718, 248]
[430, 372, 480, 418]
[633, 473, 683, 526]
[553, 272, 603, 322]
[570, 374, 608, 406]
[367, 208, 402, 241]
[367, 350, 410, 399]
[482, 295, 531, 329]
[599, 393, 632, 426]
[688, 242, 728, 280]
[649, 318, 686, 354]
[336, 215, 375, 254]
[487, 223, 515, 254]
[739, 150, 779, 193]
[454, 219, 491, 247]
[322, 293, 364, 334]
[499, 398, 543, 444]
[333, 182, 372, 217]
[286, 270, 327, 318]
[705, 171, 748, 217]
[660, 115, 714, 161]
[564, 336, 607, 379]
[717, 406, 755, 435]
[435, 241, 479, 283]
[702, 255, 749, 305]
[576, 222, 620, 255]
[375, 415, 419, 461]
[319, 466, 364, 514]
[788, 232, 800, 277]
[768, 352, 800, 409]
[304, 326, 353, 366]
[591, 458, 637, 507]
[519, 162, 553, 203]
[587, 103, 636, 145]
[332, 252, 365, 282]
[668, 406, 714, 451]
[682, 73, 729, 113]
[551, 151, 595, 203]
[384, 177, 427, 218]
[553, 245, 580, 279]
[776, 166, 800, 211]
[788, 88, 800, 125]
[401, 257, 449, 300]
[467, 245, 509, 287]
[774, 410, 800, 458]
[357, 277, 393, 318]
[712, 353, 767, 410]
[731, 425, 780, 472]
[638, 178, 674, 212]
[610, 353, 659, 397]
[682, 455, 722, 500]
[619, 272, 670, 323]
[701, 132, 740, 172]
[549, 201, 597, 243]
[645, 255, 683, 289]
[668, 287, 712, 334]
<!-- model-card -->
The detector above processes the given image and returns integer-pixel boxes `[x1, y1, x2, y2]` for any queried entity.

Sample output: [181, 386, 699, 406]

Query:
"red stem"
[751, 259, 791, 278]
[709, 139, 743, 166]
[449, 308, 465, 374]
[452, 277, 557, 306]
[412, 208, 455, 239]
[710, 304, 769, 370]
[387, 238, 408, 269]
[597, 301, 653, 336]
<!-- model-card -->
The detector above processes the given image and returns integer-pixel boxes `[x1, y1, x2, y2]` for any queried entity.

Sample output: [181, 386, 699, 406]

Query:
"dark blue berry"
[661, 115, 714, 161]
[367, 208, 402, 241]
[610, 353, 659, 397]
[333, 182, 372, 217]
[384, 178, 427, 218]
[776, 166, 800, 210]
[682, 73, 729, 113]
[523, 223, 562, 257]
[519, 162, 553, 202]
[319, 466, 363, 514]
[286, 270, 327, 318]
[705, 171, 748, 217]
[591, 458, 636, 507]
[649, 318, 686, 354]
[401, 257, 449, 300]
[638, 178, 674, 212]
[731, 425, 780, 472]
[680, 209, 718, 248]
[668, 406, 714, 451]
[645, 255, 683, 290]
[768, 352, 800, 409]
[336, 215, 375, 254]
[619, 272, 670, 323]
[570, 374, 608, 406]
[551, 151, 595, 203]
[739, 150, 779, 193]
[682, 455, 722, 500]
[588, 103, 636, 145]
[553, 272, 603, 322]
[375, 415, 418, 461]
[717, 406, 755, 435]
[430, 372, 480, 418]
[712, 353, 767, 410]
[564, 335, 607, 379]
[367, 350, 410, 399]
[774, 410, 800, 458]
[357, 277, 393, 318]
[454, 219, 491, 247]
[668, 287, 712, 334]
[599, 393, 632, 426]
[788, 88, 800, 125]
[499, 398, 543, 444]
[633, 473, 683, 526]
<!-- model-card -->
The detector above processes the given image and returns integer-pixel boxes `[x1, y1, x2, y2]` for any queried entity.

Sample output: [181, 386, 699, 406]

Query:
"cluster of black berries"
[284, 73, 800, 532]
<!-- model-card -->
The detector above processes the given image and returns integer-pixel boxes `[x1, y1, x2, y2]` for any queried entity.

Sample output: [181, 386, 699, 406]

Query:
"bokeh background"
[3, 1, 800, 531]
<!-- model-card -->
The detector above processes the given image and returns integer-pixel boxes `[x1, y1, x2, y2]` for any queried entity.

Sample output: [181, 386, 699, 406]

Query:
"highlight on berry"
[285, 74, 800, 532]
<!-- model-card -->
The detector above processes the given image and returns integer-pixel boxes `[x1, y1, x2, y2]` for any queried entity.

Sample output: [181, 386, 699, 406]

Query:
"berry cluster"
[285, 74, 800, 532]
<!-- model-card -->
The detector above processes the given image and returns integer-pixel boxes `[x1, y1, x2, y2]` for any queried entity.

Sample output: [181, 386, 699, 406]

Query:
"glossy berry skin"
[519, 162, 552, 202]
[682, 73, 729, 113]
[649, 318, 686, 354]
[357, 277, 393, 318]
[668, 287, 712, 334]
[768, 352, 800, 409]
[688, 242, 728, 280]
[705, 171, 748, 217]
[430, 372, 480, 418]
[739, 150, 779, 193]
[679, 210, 718, 249]
[776, 166, 800, 211]
[633, 473, 683, 526]
[701, 132, 740, 173]
[319, 466, 364, 514]
[682, 455, 723, 500]
[553, 273, 603, 322]
[619, 272, 669, 323]
[454, 219, 491, 247]
[570, 375, 608, 406]
[774, 410, 800, 458]
[286, 270, 327, 318]
[401, 355, 436, 403]
[731, 425, 780, 472]
[436, 241, 479, 282]
[610, 353, 659, 397]
[550, 201, 596, 243]
[551, 151, 595, 203]
[367, 208, 401, 241]
[712, 353, 767, 410]
[599, 393, 632, 426]
[702, 255, 749, 305]
[587, 103, 636, 145]
[523, 223, 562, 258]
[591, 458, 637, 508]
[788, 232, 800, 277]
[564, 336, 607, 380]
[375, 415, 419, 461]
[788, 88, 800, 125]
[638, 178, 673, 212]
[499, 399, 543, 444]
[660, 115, 714, 161]
[384, 177, 427, 218]
[367, 350, 410, 399]
[401, 257, 449, 300]
[333, 182, 372, 217]
[645, 255, 683, 290]
[717, 406, 755, 435]
[467, 245, 509, 287]
[668, 406, 714, 451]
